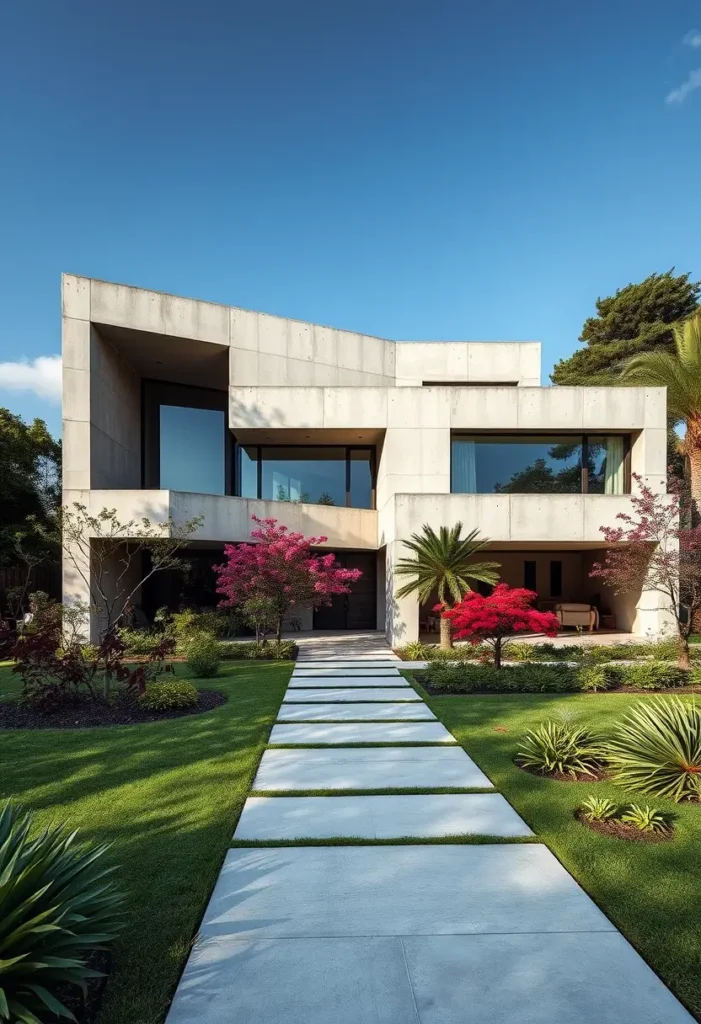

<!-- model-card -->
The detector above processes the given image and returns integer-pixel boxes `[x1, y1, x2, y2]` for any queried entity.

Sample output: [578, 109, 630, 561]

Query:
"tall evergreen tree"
[551, 270, 699, 385]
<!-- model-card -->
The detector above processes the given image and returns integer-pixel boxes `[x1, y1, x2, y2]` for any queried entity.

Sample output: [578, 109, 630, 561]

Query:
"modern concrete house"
[62, 274, 674, 643]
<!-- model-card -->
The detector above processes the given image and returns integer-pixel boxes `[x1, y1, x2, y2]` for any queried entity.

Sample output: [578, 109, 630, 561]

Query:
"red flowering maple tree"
[442, 584, 560, 668]
[590, 474, 701, 668]
[215, 516, 362, 641]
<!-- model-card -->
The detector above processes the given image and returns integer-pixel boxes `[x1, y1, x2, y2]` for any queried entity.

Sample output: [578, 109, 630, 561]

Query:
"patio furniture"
[553, 603, 599, 632]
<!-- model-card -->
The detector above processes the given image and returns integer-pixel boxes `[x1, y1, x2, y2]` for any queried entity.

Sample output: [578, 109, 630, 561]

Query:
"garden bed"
[0, 689, 226, 729]
[575, 810, 674, 843]
[517, 762, 609, 783]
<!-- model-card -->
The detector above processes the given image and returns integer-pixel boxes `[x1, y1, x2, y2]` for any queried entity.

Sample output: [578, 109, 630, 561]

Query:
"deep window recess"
[524, 560, 537, 591]
[235, 445, 375, 509]
[142, 381, 229, 494]
[451, 435, 629, 495]
[550, 560, 563, 598]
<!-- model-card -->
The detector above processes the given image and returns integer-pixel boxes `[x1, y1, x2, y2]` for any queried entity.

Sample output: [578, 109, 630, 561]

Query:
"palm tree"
[621, 310, 701, 524]
[394, 523, 501, 648]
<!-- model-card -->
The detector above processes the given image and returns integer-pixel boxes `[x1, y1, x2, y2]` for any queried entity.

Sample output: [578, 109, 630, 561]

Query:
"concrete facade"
[62, 275, 676, 641]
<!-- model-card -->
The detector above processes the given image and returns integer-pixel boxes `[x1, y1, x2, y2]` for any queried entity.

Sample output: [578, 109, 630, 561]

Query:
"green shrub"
[185, 631, 221, 677]
[618, 662, 689, 690]
[578, 663, 622, 692]
[516, 720, 604, 778]
[606, 697, 701, 802]
[138, 680, 200, 711]
[398, 640, 434, 660]
[119, 628, 162, 656]
[620, 804, 669, 833]
[171, 609, 230, 641]
[504, 642, 540, 662]
[426, 661, 578, 694]
[0, 800, 122, 1023]
[221, 640, 298, 660]
[580, 795, 618, 822]
[528, 642, 586, 662]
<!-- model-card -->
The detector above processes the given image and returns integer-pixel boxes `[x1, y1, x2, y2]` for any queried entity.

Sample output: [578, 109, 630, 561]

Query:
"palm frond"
[620, 310, 701, 423]
[394, 523, 500, 605]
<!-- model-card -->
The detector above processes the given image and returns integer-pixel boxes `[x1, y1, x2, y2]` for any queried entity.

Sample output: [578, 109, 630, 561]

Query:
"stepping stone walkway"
[167, 649, 693, 1023]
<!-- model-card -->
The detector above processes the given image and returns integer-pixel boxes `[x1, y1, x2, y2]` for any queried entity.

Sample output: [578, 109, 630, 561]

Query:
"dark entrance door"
[313, 552, 376, 630]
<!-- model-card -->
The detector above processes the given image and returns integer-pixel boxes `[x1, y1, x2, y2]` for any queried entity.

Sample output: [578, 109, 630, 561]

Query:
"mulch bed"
[517, 762, 610, 783]
[57, 950, 111, 1024]
[0, 690, 226, 730]
[576, 810, 675, 843]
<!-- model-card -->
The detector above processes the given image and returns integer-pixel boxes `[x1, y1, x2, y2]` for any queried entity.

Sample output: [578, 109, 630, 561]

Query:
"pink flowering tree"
[590, 474, 701, 668]
[442, 584, 560, 668]
[215, 516, 362, 641]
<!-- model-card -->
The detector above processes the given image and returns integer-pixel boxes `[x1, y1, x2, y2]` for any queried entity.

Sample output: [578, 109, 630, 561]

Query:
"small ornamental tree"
[590, 474, 701, 668]
[215, 516, 362, 640]
[442, 584, 560, 668]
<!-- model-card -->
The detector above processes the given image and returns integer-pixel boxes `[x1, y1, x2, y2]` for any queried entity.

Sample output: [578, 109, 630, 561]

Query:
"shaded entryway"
[313, 552, 376, 630]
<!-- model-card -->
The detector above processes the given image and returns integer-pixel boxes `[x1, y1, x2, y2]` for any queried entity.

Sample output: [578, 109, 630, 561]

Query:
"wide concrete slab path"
[167, 639, 693, 1023]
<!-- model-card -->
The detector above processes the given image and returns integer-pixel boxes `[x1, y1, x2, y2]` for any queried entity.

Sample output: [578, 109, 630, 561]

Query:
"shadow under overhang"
[95, 323, 229, 390]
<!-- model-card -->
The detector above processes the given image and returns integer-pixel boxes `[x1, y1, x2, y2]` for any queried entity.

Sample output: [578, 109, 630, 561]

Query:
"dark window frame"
[450, 432, 631, 495]
[142, 379, 231, 493]
[550, 559, 563, 598]
[234, 443, 376, 509]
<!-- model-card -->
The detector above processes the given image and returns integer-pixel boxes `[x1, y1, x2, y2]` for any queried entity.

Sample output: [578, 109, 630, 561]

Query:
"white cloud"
[684, 29, 701, 47]
[666, 67, 701, 104]
[0, 355, 62, 403]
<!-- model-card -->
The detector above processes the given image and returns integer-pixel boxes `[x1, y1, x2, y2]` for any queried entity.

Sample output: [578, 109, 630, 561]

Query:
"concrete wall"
[90, 331, 141, 488]
[394, 341, 540, 386]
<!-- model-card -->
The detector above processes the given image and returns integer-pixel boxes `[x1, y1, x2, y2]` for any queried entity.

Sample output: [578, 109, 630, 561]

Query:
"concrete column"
[385, 541, 419, 647]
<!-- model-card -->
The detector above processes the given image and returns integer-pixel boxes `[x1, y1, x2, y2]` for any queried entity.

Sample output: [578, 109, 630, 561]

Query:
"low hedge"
[422, 660, 695, 695]
[138, 680, 200, 711]
[220, 640, 298, 661]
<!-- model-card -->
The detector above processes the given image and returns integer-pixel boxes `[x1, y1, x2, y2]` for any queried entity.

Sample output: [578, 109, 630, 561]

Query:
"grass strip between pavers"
[230, 834, 537, 848]
[249, 786, 495, 797]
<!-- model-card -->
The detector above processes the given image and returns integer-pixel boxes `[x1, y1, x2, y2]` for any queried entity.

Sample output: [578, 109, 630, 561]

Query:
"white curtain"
[453, 440, 477, 493]
[604, 436, 625, 495]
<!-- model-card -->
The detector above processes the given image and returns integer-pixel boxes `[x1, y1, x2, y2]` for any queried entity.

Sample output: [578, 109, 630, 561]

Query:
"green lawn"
[0, 659, 290, 1024]
[418, 683, 701, 1021]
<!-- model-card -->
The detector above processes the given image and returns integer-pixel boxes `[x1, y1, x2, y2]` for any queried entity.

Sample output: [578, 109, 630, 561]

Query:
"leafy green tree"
[394, 523, 501, 648]
[621, 310, 701, 525]
[551, 270, 699, 385]
[0, 409, 61, 604]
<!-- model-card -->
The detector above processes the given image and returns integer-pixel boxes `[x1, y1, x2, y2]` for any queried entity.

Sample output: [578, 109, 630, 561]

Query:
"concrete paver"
[234, 794, 534, 839]
[268, 722, 456, 745]
[288, 675, 410, 688]
[282, 687, 420, 702]
[277, 702, 435, 721]
[253, 746, 494, 790]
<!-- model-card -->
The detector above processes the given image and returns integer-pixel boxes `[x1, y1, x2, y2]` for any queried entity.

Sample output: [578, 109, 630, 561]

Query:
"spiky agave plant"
[620, 804, 669, 834]
[516, 720, 604, 778]
[606, 697, 701, 803]
[580, 795, 618, 822]
[0, 800, 122, 1023]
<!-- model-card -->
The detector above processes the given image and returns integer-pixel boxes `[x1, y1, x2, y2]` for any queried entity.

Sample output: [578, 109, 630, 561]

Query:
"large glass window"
[451, 435, 627, 495]
[159, 405, 225, 494]
[236, 445, 375, 508]
[262, 447, 346, 505]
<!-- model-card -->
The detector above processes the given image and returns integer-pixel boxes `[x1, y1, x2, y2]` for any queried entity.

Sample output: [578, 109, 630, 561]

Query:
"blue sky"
[1, 0, 700, 438]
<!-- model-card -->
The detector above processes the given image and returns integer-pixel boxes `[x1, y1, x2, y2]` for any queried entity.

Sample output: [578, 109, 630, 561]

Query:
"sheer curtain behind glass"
[604, 436, 625, 495]
[452, 439, 477, 493]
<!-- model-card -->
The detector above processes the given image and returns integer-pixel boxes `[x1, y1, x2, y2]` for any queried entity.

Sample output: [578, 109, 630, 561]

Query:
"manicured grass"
[0, 659, 290, 1024]
[417, 680, 701, 1021]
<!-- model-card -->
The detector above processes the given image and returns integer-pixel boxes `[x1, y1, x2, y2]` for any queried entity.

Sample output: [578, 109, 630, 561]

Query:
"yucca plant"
[580, 795, 618, 822]
[394, 523, 501, 648]
[620, 804, 669, 834]
[606, 697, 701, 803]
[0, 800, 122, 1023]
[516, 720, 604, 778]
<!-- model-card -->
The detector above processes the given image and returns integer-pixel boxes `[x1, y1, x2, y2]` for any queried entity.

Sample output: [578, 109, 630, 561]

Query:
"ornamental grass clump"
[0, 800, 122, 1024]
[516, 719, 605, 778]
[185, 631, 221, 678]
[620, 804, 670, 834]
[580, 795, 618, 822]
[138, 680, 199, 712]
[606, 697, 701, 802]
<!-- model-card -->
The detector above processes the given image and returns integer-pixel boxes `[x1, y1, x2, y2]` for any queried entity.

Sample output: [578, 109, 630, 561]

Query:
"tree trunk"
[678, 634, 691, 670]
[494, 637, 502, 670]
[687, 427, 701, 529]
[439, 615, 453, 650]
[276, 614, 283, 643]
